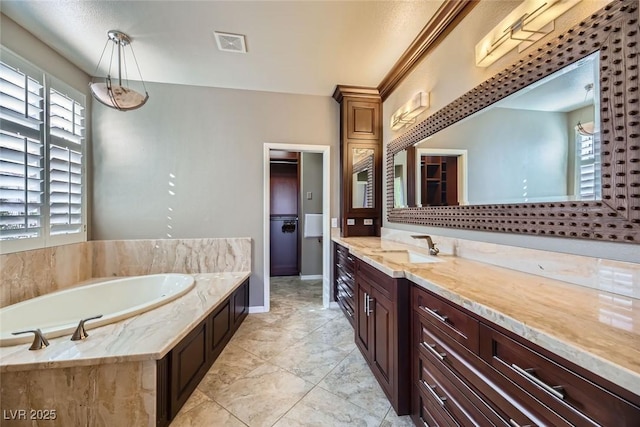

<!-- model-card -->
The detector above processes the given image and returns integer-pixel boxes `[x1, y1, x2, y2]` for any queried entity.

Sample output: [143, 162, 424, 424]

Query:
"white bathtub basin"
[0, 273, 195, 347]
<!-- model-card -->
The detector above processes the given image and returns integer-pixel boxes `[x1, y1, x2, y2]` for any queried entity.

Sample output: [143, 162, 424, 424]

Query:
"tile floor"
[169, 276, 415, 427]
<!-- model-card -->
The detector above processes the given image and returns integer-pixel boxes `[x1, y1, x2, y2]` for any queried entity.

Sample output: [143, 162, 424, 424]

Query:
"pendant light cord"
[129, 44, 148, 93]
[92, 38, 112, 77]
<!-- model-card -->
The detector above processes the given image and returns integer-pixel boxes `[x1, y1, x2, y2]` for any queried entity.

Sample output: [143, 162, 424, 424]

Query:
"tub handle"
[11, 329, 50, 350]
[71, 314, 104, 341]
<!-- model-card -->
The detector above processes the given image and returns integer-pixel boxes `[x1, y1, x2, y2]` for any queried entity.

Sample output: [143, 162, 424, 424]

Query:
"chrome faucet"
[411, 235, 440, 256]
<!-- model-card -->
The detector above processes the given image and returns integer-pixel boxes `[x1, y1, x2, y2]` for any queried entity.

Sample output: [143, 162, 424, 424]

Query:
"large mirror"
[394, 52, 600, 207]
[387, 0, 640, 244]
[352, 148, 374, 208]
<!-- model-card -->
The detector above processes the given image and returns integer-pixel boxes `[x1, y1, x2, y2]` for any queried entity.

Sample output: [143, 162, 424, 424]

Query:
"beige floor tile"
[198, 344, 266, 397]
[380, 407, 415, 426]
[230, 323, 307, 359]
[268, 339, 351, 384]
[273, 386, 382, 427]
[318, 350, 392, 419]
[169, 399, 246, 427]
[211, 362, 314, 427]
[301, 316, 356, 353]
[176, 389, 211, 416]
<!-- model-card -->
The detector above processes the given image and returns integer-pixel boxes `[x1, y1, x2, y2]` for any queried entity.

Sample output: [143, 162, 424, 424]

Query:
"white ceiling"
[1, 0, 444, 96]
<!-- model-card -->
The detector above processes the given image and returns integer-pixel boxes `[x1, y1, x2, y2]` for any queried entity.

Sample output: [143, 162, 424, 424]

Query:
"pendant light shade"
[89, 30, 149, 111]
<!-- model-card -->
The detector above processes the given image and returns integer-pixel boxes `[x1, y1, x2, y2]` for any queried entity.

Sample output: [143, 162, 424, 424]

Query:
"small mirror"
[352, 148, 374, 208]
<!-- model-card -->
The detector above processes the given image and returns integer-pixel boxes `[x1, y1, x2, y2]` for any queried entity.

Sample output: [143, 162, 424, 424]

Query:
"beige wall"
[92, 82, 339, 306]
[381, 0, 640, 263]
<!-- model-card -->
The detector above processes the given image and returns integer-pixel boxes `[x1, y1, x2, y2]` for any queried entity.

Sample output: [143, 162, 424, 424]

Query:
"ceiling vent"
[214, 32, 247, 53]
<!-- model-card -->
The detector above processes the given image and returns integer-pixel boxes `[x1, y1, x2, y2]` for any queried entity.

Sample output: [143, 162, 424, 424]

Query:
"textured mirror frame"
[387, 0, 639, 244]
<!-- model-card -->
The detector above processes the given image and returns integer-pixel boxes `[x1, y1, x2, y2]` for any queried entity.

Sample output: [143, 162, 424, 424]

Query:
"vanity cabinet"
[334, 243, 355, 327]
[355, 259, 410, 415]
[156, 279, 249, 426]
[411, 284, 640, 427]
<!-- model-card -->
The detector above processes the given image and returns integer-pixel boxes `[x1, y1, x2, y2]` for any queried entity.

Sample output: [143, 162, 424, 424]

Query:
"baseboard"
[299, 274, 323, 280]
[249, 306, 267, 313]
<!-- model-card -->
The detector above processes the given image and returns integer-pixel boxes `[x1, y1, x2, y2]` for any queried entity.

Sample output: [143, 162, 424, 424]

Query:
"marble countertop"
[0, 272, 250, 372]
[332, 235, 640, 398]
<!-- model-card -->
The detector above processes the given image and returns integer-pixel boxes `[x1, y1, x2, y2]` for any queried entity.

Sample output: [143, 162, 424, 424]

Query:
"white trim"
[329, 301, 339, 309]
[416, 148, 469, 206]
[300, 274, 323, 281]
[263, 143, 331, 312]
[249, 306, 267, 314]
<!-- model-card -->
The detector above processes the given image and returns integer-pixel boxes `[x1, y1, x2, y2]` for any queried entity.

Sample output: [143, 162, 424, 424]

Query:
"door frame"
[263, 143, 331, 312]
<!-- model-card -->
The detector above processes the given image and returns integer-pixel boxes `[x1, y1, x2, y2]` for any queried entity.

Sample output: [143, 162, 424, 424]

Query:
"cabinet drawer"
[357, 259, 396, 298]
[413, 385, 458, 427]
[415, 315, 566, 426]
[416, 351, 506, 427]
[412, 285, 479, 354]
[337, 275, 354, 294]
[480, 324, 640, 427]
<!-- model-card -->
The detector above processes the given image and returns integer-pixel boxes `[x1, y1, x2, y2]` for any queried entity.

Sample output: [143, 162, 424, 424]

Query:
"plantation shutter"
[576, 124, 601, 201]
[48, 86, 84, 236]
[0, 59, 45, 242]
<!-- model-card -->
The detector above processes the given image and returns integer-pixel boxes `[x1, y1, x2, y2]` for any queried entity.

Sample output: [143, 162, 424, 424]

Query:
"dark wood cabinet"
[334, 243, 355, 327]
[333, 86, 382, 237]
[355, 259, 410, 415]
[156, 279, 249, 426]
[410, 283, 640, 427]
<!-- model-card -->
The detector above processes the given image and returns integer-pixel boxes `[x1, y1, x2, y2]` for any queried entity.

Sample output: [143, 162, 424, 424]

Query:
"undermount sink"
[373, 249, 442, 264]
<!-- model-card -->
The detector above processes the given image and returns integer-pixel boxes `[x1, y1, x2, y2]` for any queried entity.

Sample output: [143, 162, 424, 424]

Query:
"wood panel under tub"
[156, 279, 249, 426]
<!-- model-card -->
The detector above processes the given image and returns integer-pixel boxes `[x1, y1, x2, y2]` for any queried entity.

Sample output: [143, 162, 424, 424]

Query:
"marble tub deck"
[332, 235, 640, 398]
[0, 272, 250, 371]
[170, 277, 414, 427]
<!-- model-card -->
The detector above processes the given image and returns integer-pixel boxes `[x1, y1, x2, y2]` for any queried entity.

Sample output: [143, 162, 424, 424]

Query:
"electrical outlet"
[306, 192, 312, 200]
[346, 219, 355, 226]
[363, 219, 373, 225]
[331, 218, 338, 228]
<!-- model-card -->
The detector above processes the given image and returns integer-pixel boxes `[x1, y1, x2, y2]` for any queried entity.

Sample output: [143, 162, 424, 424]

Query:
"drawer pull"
[420, 418, 430, 427]
[511, 364, 565, 400]
[347, 256, 354, 262]
[420, 306, 449, 324]
[336, 263, 342, 269]
[421, 380, 446, 406]
[421, 341, 446, 361]
[509, 419, 532, 427]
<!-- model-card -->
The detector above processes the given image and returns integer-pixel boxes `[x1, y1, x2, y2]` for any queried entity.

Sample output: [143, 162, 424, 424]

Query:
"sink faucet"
[410, 235, 440, 256]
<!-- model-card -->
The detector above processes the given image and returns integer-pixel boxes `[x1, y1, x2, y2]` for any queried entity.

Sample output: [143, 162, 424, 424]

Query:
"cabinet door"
[356, 280, 371, 355]
[370, 286, 393, 386]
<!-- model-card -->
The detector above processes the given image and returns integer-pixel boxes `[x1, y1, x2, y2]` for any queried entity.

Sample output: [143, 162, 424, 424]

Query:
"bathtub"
[0, 274, 195, 347]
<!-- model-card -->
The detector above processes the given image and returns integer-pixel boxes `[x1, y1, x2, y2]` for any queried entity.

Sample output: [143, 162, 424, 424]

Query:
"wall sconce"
[475, 0, 582, 68]
[390, 91, 429, 131]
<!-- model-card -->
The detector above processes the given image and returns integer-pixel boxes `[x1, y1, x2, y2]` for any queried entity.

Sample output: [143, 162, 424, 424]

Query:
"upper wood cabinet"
[346, 99, 380, 140]
[333, 85, 382, 237]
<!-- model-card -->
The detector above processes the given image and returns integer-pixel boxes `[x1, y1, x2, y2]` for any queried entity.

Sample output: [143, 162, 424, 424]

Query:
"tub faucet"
[410, 235, 440, 256]
[12, 329, 49, 350]
[71, 314, 103, 341]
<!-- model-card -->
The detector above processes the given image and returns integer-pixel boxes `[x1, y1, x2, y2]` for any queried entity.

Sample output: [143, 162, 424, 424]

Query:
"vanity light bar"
[475, 0, 582, 68]
[390, 91, 429, 131]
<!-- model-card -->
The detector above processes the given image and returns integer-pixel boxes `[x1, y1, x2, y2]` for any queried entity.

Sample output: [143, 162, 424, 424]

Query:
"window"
[0, 49, 86, 253]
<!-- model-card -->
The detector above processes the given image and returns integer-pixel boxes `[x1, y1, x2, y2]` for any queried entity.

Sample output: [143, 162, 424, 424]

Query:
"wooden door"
[371, 286, 393, 387]
[356, 280, 371, 355]
[270, 162, 298, 216]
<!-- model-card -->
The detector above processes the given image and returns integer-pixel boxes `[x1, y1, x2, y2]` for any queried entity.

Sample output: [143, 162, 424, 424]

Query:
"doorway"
[263, 143, 331, 312]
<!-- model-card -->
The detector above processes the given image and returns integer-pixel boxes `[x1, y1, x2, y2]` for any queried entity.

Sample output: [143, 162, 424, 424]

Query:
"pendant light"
[89, 30, 149, 111]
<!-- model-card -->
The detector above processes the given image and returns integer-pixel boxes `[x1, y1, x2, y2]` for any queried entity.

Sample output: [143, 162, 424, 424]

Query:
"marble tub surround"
[92, 237, 251, 277]
[0, 237, 251, 308]
[1, 360, 156, 427]
[0, 242, 92, 308]
[382, 228, 640, 299]
[0, 272, 250, 372]
[332, 234, 640, 398]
